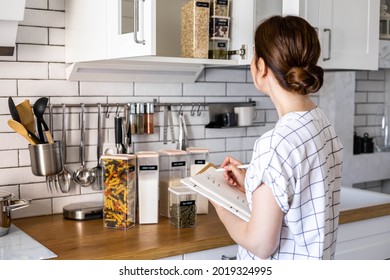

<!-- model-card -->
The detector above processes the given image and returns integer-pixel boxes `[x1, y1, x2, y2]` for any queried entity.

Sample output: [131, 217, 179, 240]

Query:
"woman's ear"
[258, 57, 267, 76]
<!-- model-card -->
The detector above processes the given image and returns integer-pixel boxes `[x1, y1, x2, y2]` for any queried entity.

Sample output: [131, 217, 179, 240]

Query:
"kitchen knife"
[114, 116, 126, 154]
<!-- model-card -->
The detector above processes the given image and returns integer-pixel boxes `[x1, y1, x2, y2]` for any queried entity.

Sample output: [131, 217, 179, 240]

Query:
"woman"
[214, 15, 343, 260]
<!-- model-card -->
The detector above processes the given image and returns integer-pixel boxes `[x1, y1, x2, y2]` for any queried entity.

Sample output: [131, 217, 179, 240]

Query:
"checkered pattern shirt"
[239, 107, 343, 260]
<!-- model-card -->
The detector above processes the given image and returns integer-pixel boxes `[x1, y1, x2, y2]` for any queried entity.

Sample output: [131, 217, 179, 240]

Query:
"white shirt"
[239, 107, 343, 260]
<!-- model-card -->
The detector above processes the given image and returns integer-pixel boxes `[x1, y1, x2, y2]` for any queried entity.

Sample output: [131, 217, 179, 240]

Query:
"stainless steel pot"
[0, 191, 31, 237]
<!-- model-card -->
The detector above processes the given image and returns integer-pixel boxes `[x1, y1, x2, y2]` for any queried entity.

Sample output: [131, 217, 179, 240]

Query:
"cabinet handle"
[323, 28, 331, 61]
[134, 0, 146, 45]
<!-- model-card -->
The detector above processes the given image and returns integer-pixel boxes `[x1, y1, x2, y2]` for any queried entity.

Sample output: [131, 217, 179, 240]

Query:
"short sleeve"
[245, 133, 295, 213]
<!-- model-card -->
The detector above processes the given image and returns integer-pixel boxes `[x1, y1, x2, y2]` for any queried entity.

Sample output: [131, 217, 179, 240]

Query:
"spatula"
[16, 99, 35, 133]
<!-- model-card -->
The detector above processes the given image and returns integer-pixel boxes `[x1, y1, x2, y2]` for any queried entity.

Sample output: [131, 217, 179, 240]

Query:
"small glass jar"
[144, 102, 154, 134]
[169, 186, 197, 228]
[136, 102, 144, 134]
[101, 154, 136, 230]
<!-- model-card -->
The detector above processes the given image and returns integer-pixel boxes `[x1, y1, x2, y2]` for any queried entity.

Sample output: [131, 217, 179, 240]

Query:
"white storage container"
[136, 151, 159, 224]
[169, 186, 197, 228]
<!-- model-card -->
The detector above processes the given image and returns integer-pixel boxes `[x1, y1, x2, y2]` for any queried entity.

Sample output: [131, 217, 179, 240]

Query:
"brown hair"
[254, 15, 324, 95]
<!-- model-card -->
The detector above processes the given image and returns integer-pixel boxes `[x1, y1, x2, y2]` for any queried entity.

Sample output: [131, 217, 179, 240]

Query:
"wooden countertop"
[13, 206, 235, 260]
[12, 202, 390, 260]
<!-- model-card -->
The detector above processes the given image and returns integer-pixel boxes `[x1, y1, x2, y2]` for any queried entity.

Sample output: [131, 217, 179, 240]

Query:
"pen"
[215, 164, 250, 172]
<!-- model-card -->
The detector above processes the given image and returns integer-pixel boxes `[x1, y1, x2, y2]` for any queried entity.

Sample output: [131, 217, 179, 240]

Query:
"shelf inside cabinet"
[205, 100, 255, 129]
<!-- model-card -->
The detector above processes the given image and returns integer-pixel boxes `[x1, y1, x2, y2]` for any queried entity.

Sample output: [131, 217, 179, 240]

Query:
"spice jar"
[101, 154, 136, 230]
[186, 147, 209, 214]
[136, 151, 159, 224]
[159, 149, 188, 217]
[129, 103, 136, 135]
[136, 103, 144, 134]
[169, 186, 197, 228]
[144, 102, 154, 134]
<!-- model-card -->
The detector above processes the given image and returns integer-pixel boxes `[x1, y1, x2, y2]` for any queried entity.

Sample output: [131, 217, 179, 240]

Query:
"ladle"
[73, 103, 95, 187]
[57, 104, 74, 193]
[33, 97, 54, 143]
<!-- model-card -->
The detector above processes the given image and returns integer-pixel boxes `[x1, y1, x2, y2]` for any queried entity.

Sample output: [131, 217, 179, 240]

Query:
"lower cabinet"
[159, 245, 238, 260]
[335, 215, 390, 260]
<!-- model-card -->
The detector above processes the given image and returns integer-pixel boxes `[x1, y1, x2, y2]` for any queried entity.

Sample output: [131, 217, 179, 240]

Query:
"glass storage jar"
[102, 154, 136, 230]
[159, 149, 188, 217]
[169, 186, 197, 228]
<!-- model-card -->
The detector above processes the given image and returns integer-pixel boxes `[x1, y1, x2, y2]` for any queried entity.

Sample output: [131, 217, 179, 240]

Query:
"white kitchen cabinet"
[65, 0, 256, 82]
[284, 0, 380, 70]
[65, 0, 379, 83]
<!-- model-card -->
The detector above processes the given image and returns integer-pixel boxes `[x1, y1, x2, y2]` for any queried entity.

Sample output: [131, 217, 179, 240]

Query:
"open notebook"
[181, 163, 251, 221]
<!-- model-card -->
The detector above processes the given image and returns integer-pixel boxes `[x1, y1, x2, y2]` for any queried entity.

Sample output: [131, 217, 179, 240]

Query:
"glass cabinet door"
[107, 0, 155, 59]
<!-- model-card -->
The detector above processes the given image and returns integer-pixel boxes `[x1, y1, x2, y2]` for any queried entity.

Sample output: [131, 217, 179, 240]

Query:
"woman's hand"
[220, 156, 246, 193]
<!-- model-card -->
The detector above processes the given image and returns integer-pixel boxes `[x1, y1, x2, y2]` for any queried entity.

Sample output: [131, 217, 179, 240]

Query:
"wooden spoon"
[7, 119, 37, 145]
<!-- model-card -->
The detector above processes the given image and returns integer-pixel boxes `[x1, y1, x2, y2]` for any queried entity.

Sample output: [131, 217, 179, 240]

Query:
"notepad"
[180, 163, 251, 222]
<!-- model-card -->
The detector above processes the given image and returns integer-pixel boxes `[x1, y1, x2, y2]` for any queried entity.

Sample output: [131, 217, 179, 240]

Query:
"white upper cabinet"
[64, 0, 379, 83]
[283, 0, 380, 70]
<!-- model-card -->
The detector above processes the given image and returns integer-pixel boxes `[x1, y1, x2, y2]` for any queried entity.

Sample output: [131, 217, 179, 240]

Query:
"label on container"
[171, 161, 186, 168]
[128, 165, 135, 173]
[217, 42, 227, 48]
[139, 165, 158, 171]
[194, 159, 206, 165]
[215, 18, 229, 27]
[180, 200, 196, 207]
[217, 0, 228, 5]
[196, 2, 210, 8]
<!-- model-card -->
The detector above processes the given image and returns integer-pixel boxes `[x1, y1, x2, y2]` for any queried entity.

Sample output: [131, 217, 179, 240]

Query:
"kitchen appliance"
[0, 191, 31, 237]
[62, 201, 103, 220]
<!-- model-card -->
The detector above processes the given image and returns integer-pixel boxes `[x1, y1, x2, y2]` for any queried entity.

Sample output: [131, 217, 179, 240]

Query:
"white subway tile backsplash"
[354, 91, 367, 103]
[49, 63, 67, 79]
[25, 0, 48, 9]
[16, 26, 48, 44]
[12, 199, 53, 218]
[135, 82, 181, 96]
[367, 92, 385, 103]
[0, 166, 41, 185]
[49, 0, 65, 11]
[18, 80, 78, 96]
[183, 82, 225, 96]
[21, 9, 65, 28]
[81, 81, 134, 96]
[49, 28, 65, 45]
[0, 62, 48, 79]
[18, 45, 64, 62]
[0, 80, 17, 96]
[227, 82, 258, 96]
[0, 150, 18, 168]
[368, 70, 385, 80]
[356, 103, 382, 115]
[356, 80, 385, 92]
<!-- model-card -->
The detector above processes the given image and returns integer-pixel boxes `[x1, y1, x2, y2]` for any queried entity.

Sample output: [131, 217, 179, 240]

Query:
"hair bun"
[286, 66, 324, 95]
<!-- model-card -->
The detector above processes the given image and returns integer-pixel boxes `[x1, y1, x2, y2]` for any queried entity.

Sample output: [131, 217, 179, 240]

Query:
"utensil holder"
[29, 141, 62, 176]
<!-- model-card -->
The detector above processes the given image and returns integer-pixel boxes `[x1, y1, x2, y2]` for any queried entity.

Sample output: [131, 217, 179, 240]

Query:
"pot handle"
[7, 199, 31, 212]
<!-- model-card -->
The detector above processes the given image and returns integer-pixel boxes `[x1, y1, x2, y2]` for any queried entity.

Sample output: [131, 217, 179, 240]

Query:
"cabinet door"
[319, 0, 379, 70]
[284, 0, 379, 70]
[107, 0, 155, 59]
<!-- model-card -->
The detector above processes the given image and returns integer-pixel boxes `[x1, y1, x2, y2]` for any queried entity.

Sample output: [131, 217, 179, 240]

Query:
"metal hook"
[197, 103, 202, 116]
[105, 102, 110, 118]
[190, 103, 196, 116]
[115, 103, 120, 117]
[178, 103, 183, 116]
